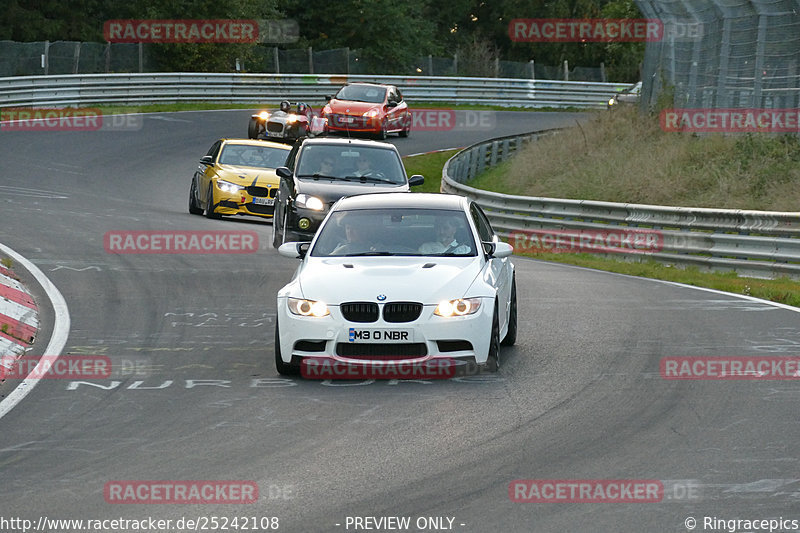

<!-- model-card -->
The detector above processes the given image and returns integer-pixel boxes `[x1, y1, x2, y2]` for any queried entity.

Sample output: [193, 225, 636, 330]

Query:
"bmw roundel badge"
[376, 294, 387, 301]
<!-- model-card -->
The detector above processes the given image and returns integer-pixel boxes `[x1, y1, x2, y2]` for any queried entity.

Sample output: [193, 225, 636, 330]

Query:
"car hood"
[216, 165, 280, 186]
[297, 256, 482, 305]
[296, 179, 408, 203]
[328, 100, 383, 115]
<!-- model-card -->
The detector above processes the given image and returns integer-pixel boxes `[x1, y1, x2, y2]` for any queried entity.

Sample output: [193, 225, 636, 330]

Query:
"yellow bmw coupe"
[189, 139, 291, 220]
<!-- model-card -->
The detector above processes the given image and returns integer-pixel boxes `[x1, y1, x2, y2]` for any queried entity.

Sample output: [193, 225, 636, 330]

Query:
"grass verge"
[42, 101, 567, 117]
[474, 106, 800, 211]
[402, 149, 458, 193]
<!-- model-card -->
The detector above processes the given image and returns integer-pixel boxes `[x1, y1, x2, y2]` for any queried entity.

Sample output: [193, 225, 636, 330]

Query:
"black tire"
[501, 277, 517, 346]
[188, 178, 203, 215]
[205, 183, 220, 219]
[378, 118, 388, 140]
[485, 303, 501, 372]
[274, 319, 299, 376]
[272, 204, 284, 248]
[398, 115, 410, 138]
[248, 117, 261, 139]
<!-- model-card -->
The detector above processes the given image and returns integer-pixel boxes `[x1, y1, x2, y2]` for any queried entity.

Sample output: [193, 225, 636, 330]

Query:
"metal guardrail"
[0, 72, 630, 109]
[442, 130, 800, 279]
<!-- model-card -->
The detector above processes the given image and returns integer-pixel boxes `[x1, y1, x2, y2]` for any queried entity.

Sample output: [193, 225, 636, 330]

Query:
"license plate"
[341, 117, 354, 123]
[267, 131, 283, 137]
[252, 197, 274, 206]
[348, 328, 411, 343]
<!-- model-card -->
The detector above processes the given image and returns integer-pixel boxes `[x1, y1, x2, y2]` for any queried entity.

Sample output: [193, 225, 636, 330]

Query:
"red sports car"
[321, 82, 411, 139]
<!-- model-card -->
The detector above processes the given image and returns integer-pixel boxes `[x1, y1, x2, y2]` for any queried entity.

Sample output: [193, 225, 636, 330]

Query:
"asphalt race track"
[1, 109, 799, 533]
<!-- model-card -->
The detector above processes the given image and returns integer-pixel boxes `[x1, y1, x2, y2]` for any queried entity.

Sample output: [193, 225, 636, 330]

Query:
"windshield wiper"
[296, 173, 341, 180]
[343, 251, 395, 256]
[341, 175, 400, 184]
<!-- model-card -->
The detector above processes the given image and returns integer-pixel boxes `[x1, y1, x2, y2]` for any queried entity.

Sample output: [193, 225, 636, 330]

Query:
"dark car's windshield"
[334, 84, 387, 104]
[296, 145, 406, 184]
[311, 208, 477, 257]
[218, 144, 289, 169]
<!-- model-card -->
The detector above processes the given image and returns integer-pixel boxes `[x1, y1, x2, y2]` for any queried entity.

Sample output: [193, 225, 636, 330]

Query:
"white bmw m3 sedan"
[274, 193, 517, 377]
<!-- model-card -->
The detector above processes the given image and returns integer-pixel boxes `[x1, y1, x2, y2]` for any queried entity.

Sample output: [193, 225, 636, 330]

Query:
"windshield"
[311, 208, 477, 257]
[218, 144, 288, 169]
[334, 84, 387, 104]
[296, 145, 406, 184]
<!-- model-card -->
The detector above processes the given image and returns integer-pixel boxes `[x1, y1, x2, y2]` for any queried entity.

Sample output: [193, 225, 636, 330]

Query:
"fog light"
[298, 218, 311, 230]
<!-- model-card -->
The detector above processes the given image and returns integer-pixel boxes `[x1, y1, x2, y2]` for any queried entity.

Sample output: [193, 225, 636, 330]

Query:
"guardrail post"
[274, 47, 280, 74]
[138, 43, 143, 73]
[308, 46, 314, 74]
[529, 59, 535, 79]
[563, 60, 568, 81]
[73, 42, 81, 74]
[43, 41, 50, 75]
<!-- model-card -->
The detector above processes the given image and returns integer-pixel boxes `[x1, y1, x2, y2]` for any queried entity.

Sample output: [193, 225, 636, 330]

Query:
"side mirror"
[278, 241, 310, 259]
[199, 155, 214, 165]
[484, 241, 513, 258]
[276, 167, 292, 179]
[387, 101, 398, 108]
[408, 175, 424, 187]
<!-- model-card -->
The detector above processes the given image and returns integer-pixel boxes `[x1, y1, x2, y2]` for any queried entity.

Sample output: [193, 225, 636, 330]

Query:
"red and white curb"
[0, 264, 38, 366]
[0, 243, 70, 420]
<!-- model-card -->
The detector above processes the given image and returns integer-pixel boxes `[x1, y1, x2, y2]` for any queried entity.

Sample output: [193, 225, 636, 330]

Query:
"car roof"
[299, 137, 399, 150]
[333, 192, 468, 211]
[220, 138, 291, 150]
[343, 82, 394, 89]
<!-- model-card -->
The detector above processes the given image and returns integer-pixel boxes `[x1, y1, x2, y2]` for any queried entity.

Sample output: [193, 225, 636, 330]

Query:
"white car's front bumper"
[276, 296, 494, 367]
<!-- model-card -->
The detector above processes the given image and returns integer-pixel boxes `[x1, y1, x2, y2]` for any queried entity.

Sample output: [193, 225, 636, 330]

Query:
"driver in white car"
[418, 217, 471, 255]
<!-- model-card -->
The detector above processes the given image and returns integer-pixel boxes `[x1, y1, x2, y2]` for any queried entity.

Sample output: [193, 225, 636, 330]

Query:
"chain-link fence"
[0, 40, 605, 81]
[636, 0, 800, 111]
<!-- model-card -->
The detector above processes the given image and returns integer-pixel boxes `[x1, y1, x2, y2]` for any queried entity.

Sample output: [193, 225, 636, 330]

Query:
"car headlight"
[217, 179, 244, 193]
[258, 111, 269, 120]
[363, 109, 380, 118]
[322, 105, 332, 115]
[295, 194, 325, 211]
[434, 298, 482, 317]
[288, 298, 330, 317]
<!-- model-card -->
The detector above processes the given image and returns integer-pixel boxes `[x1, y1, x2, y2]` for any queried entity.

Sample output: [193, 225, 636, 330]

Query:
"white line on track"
[0, 243, 70, 421]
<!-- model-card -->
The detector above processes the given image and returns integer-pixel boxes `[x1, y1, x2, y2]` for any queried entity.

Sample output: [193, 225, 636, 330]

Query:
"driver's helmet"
[279, 100, 291, 112]
[297, 102, 307, 114]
